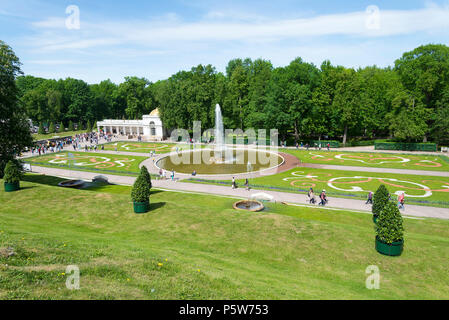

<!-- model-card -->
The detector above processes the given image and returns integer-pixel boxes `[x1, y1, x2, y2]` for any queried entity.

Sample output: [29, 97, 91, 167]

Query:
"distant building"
[96, 108, 165, 141]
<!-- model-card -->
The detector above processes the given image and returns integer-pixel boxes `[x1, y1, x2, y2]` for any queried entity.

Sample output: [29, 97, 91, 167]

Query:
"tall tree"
[394, 44, 449, 142]
[0, 41, 33, 177]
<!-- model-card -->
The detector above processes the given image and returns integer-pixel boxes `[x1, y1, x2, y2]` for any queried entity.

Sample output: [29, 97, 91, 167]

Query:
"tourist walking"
[398, 193, 405, 210]
[232, 177, 236, 189]
[366, 191, 373, 204]
[319, 190, 327, 206]
[308, 188, 315, 204]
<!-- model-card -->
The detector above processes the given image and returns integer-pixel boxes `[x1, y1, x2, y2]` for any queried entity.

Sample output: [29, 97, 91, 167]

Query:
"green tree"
[59, 121, 64, 133]
[116, 77, 154, 120]
[395, 44, 449, 142]
[0, 41, 33, 177]
[86, 119, 92, 132]
[48, 122, 55, 134]
[38, 122, 45, 134]
[376, 201, 404, 244]
[372, 184, 390, 218]
[332, 68, 362, 145]
[68, 120, 74, 131]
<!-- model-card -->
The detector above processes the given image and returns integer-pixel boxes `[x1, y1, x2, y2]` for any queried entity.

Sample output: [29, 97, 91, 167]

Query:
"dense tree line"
[16, 44, 449, 145]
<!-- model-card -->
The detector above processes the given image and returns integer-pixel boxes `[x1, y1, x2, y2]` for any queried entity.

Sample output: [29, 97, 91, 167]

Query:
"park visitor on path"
[366, 191, 373, 204]
[398, 192, 405, 210]
[319, 190, 327, 206]
[307, 188, 316, 204]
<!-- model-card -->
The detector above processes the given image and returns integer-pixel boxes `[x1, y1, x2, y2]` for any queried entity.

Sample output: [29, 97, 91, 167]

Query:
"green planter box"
[4, 181, 20, 192]
[375, 236, 403, 256]
[133, 200, 149, 214]
[372, 215, 378, 224]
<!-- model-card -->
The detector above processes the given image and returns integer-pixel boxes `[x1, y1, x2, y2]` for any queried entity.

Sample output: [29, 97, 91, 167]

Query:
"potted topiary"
[131, 166, 151, 213]
[3, 160, 22, 192]
[372, 184, 389, 224]
[375, 201, 404, 256]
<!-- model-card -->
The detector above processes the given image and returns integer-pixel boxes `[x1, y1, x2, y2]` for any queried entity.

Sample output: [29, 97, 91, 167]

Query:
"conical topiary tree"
[373, 184, 390, 219]
[131, 166, 151, 203]
[376, 201, 404, 244]
[59, 121, 64, 133]
[141, 165, 152, 190]
[48, 122, 55, 134]
[68, 120, 74, 131]
[86, 120, 92, 132]
[4, 160, 22, 184]
[38, 122, 45, 134]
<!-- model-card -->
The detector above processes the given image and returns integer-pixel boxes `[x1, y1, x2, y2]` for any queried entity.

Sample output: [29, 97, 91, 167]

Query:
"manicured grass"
[23, 151, 147, 176]
[186, 167, 449, 207]
[0, 175, 448, 299]
[33, 130, 89, 141]
[282, 148, 449, 172]
[102, 141, 205, 154]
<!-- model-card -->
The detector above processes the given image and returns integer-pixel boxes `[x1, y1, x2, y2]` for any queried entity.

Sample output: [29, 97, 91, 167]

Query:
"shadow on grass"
[22, 174, 65, 187]
[18, 186, 36, 190]
[150, 202, 166, 210]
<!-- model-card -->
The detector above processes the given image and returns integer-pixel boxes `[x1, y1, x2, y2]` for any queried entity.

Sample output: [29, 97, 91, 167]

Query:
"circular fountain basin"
[156, 148, 283, 175]
[233, 200, 265, 212]
[58, 179, 85, 188]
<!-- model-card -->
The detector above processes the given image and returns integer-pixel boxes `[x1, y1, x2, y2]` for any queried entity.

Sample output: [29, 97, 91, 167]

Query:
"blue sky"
[1, 0, 449, 83]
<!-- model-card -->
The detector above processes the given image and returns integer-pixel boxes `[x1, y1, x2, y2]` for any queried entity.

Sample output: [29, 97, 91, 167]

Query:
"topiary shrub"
[140, 165, 152, 190]
[131, 166, 151, 203]
[4, 160, 22, 184]
[86, 120, 92, 132]
[372, 184, 389, 218]
[38, 122, 45, 134]
[375, 201, 404, 244]
[48, 122, 55, 134]
[68, 120, 74, 131]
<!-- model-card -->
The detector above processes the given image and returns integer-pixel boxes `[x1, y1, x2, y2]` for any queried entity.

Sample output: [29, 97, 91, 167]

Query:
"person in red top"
[398, 193, 405, 210]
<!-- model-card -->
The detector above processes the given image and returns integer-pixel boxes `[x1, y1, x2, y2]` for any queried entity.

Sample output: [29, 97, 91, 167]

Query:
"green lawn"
[282, 148, 449, 172]
[33, 130, 90, 141]
[102, 141, 205, 154]
[23, 152, 147, 176]
[186, 167, 449, 207]
[0, 174, 448, 299]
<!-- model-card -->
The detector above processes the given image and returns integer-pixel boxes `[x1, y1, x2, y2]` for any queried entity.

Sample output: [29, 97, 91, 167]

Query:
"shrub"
[376, 201, 404, 244]
[38, 123, 45, 134]
[131, 166, 151, 202]
[48, 122, 55, 134]
[3, 160, 22, 184]
[372, 184, 389, 217]
[59, 122, 64, 133]
[68, 121, 74, 131]
[86, 120, 92, 132]
[140, 165, 152, 190]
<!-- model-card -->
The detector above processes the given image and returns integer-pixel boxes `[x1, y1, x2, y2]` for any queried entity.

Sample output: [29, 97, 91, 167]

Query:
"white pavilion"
[96, 108, 165, 141]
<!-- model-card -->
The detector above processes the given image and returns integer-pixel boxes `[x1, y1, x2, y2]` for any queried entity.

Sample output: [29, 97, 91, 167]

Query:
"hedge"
[375, 141, 437, 152]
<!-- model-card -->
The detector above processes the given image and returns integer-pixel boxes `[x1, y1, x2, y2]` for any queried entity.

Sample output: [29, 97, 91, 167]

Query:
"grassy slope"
[0, 175, 448, 299]
[282, 149, 449, 172]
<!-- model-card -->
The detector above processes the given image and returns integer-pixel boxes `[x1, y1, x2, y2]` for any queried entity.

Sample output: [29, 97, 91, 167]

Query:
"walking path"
[28, 165, 449, 220]
[299, 163, 449, 177]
